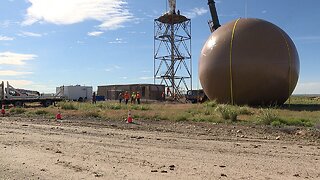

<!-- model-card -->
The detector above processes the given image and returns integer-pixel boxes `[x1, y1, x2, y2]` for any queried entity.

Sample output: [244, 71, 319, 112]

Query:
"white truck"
[56, 85, 92, 102]
[0, 81, 65, 107]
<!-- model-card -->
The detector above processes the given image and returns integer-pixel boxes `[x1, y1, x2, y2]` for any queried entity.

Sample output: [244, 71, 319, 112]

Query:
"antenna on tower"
[168, 0, 176, 14]
[166, 0, 168, 13]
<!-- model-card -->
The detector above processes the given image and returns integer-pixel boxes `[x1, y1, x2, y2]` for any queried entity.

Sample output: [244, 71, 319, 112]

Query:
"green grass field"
[8, 95, 320, 128]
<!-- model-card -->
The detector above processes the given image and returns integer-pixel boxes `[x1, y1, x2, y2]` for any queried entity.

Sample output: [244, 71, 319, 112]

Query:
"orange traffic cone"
[56, 112, 62, 120]
[127, 110, 133, 123]
[1, 105, 5, 117]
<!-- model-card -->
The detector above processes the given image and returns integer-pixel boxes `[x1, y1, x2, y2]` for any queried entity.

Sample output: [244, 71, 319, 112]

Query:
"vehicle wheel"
[43, 100, 52, 107]
[78, 97, 84, 102]
[14, 101, 23, 107]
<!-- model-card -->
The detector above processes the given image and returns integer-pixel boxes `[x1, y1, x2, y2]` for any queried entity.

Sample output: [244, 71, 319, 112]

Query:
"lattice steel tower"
[154, 11, 192, 98]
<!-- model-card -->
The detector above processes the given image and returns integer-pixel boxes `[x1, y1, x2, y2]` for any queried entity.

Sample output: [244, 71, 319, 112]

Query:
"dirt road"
[0, 117, 319, 179]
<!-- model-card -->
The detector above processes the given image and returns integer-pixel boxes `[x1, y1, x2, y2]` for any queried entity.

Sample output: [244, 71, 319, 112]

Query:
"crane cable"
[229, 18, 241, 105]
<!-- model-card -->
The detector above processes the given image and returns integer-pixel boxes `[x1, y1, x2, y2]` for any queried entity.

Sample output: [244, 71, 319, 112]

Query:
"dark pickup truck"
[185, 90, 208, 103]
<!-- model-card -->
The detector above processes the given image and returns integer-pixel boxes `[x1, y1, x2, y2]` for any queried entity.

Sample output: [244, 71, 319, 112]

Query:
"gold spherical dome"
[199, 18, 300, 105]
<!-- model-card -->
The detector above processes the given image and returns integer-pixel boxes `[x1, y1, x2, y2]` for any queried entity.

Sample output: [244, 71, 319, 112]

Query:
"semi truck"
[0, 81, 64, 107]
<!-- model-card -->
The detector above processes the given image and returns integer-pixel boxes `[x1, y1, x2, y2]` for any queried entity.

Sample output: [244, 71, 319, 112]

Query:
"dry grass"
[6, 95, 320, 128]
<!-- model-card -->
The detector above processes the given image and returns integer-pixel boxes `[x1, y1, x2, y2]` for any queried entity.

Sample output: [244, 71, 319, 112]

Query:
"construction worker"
[166, 87, 171, 96]
[1, 105, 5, 117]
[131, 92, 136, 104]
[136, 92, 141, 104]
[173, 93, 177, 101]
[118, 92, 123, 104]
[124, 91, 130, 105]
[92, 92, 96, 104]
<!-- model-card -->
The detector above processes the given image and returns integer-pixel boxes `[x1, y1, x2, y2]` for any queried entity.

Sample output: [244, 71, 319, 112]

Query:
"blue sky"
[0, 0, 319, 94]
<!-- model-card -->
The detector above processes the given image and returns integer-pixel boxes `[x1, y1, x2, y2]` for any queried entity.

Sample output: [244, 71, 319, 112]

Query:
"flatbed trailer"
[1, 81, 65, 107]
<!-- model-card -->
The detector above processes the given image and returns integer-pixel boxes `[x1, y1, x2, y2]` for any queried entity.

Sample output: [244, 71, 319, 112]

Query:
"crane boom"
[208, 0, 221, 32]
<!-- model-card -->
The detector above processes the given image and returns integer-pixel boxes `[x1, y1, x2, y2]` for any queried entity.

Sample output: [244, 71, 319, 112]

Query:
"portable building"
[97, 84, 165, 101]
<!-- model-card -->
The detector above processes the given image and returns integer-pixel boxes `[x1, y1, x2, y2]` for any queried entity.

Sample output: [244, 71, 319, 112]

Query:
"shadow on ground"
[280, 104, 320, 112]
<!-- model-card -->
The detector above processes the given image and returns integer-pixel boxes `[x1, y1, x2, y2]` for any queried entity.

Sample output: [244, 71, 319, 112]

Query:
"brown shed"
[97, 84, 165, 101]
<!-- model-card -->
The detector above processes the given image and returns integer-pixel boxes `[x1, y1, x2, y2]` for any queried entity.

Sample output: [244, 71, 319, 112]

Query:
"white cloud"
[98, 14, 132, 30]
[108, 38, 127, 44]
[0, 35, 14, 41]
[19, 31, 42, 37]
[88, 31, 104, 36]
[128, 31, 146, 34]
[262, 10, 267, 14]
[105, 65, 121, 72]
[0, 20, 17, 28]
[1, 80, 33, 88]
[22, 0, 134, 31]
[139, 76, 153, 80]
[76, 40, 85, 44]
[4, 80, 33, 88]
[0, 52, 37, 65]
[185, 7, 208, 19]
[0, 70, 33, 76]
[0, 21, 10, 28]
[113, 65, 121, 69]
[1, 80, 57, 93]
[294, 82, 320, 94]
[29, 84, 58, 93]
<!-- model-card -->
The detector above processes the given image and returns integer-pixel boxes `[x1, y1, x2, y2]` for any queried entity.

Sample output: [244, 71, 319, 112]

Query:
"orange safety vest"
[124, 93, 130, 100]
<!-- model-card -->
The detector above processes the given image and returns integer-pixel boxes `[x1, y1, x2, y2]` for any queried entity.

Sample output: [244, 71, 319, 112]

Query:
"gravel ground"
[0, 116, 319, 180]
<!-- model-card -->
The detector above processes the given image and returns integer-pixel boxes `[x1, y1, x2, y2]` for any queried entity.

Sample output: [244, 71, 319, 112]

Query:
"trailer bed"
[1, 81, 65, 107]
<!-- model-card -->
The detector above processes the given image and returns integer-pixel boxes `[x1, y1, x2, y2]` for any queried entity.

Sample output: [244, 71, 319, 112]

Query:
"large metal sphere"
[199, 18, 300, 105]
